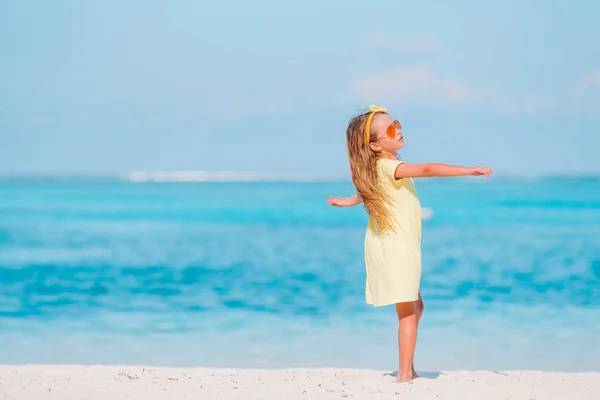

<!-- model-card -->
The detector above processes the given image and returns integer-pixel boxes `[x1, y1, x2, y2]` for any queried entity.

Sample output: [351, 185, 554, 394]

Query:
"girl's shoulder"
[377, 157, 405, 171]
[377, 157, 405, 182]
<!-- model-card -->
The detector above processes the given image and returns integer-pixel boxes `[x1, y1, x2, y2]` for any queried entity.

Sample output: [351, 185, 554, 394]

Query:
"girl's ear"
[369, 142, 381, 152]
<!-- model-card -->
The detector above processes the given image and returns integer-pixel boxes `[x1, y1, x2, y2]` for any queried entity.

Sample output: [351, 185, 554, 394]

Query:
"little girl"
[327, 105, 492, 383]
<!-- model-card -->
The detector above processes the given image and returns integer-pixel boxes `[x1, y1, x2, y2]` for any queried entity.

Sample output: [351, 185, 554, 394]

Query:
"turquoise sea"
[0, 179, 599, 372]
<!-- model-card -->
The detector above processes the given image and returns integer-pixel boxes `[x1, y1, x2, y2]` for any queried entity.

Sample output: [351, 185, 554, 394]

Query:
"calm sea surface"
[0, 179, 598, 371]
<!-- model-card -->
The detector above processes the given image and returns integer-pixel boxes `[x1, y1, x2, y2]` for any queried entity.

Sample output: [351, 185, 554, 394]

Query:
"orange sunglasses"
[383, 120, 402, 139]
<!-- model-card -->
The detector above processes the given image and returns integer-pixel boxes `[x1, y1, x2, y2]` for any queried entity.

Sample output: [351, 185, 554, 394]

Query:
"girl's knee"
[417, 298, 424, 314]
[416, 293, 424, 314]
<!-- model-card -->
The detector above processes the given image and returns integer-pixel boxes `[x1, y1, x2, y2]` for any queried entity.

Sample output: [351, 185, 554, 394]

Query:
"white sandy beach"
[0, 365, 598, 400]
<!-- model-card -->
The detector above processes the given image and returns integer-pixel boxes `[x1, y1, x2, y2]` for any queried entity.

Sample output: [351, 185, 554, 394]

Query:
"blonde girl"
[328, 105, 492, 383]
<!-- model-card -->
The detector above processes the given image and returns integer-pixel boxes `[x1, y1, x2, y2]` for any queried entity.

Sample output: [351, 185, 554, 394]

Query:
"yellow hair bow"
[364, 105, 387, 145]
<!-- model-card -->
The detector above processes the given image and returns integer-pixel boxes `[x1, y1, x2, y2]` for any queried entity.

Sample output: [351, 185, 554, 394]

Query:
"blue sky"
[1, 0, 599, 177]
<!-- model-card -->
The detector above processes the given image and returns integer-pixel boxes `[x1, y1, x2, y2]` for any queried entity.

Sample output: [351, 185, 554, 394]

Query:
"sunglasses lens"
[386, 125, 396, 139]
[386, 120, 402, 139]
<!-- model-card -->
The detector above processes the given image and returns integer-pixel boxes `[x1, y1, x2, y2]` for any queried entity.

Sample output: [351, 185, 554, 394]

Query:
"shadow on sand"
[384, 371, 442, 380]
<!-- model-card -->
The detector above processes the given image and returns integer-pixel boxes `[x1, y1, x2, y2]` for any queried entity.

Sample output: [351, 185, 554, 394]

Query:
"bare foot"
[412, 365, 420, 379]
[395, 372, 414, 384]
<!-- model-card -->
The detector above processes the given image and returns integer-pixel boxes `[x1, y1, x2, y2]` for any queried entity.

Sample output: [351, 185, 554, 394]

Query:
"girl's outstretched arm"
[394, 163, 492, 179]
[327, 192, 363, 208]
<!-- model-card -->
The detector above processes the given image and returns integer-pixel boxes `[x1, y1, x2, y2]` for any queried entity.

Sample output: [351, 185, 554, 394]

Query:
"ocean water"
[0, 179, 599, 372]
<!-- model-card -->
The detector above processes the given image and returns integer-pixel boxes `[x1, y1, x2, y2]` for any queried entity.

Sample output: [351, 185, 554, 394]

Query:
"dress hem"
[366, 295, 419, 307]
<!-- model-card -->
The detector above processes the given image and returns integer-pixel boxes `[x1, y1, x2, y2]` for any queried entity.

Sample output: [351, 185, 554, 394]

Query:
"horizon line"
[1, 170, 599, 183]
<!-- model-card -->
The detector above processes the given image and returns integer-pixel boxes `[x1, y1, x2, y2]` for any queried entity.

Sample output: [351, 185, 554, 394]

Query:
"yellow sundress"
[364, 158, 423, 307]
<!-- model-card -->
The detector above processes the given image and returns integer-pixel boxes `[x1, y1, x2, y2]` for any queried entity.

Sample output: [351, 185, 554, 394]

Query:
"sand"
[1, 365, 598, 399]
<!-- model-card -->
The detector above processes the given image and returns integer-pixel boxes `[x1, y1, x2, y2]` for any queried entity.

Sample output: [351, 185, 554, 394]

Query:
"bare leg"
[395, 300, 418, 383]
[412, 292, 424, 379]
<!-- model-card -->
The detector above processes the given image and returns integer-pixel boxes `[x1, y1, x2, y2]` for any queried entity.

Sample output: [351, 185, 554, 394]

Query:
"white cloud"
[491, 70, 600, 116]
[513, 96, 559, 115]
[352, 66, 500, 108]
[205, 89, 296, 118]
[349, 67, 600, 115]
[580, 70, 600, 86]
[369, 34, 439, 54]
[569, 69, 600, 113]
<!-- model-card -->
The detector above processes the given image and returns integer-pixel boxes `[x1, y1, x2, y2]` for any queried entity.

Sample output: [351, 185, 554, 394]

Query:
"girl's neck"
[379, 151, 399, 160]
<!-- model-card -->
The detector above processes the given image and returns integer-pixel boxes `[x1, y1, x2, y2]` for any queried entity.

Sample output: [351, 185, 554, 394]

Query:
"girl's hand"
[467, 166, 493, 176]
[327, 196, 359, 208]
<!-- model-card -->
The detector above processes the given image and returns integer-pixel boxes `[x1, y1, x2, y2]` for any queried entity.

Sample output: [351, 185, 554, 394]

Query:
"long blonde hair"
[345, 110, 394, 232]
